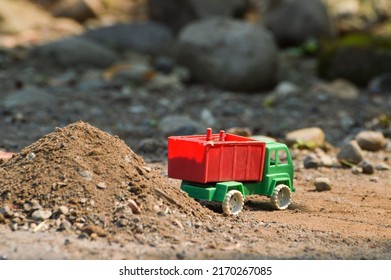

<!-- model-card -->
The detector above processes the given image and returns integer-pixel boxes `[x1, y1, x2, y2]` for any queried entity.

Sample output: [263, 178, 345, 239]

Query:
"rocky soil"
[0, 0, 390, 260]
[0, 116, 390, 260]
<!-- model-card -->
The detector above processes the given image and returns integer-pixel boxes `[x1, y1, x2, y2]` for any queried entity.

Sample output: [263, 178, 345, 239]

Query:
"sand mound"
[0, 121, 216, 241]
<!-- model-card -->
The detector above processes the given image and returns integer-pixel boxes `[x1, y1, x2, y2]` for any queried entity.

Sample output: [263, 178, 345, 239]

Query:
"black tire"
[222, 190, 244, 215]
[270, 184, 291, 210]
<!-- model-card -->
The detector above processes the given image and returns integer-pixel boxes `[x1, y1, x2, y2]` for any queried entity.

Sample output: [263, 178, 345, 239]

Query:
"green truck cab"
[168, 129, 295, 215]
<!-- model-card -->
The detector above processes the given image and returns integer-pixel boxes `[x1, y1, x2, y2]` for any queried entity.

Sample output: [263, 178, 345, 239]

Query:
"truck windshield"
[270, 149, 289, 166]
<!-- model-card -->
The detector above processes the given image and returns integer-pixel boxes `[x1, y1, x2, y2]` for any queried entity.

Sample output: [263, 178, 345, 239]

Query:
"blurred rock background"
[1, 0, 391, 89]
[0, 0, 390, 159]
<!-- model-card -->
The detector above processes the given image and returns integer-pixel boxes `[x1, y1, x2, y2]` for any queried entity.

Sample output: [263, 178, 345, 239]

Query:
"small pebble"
[128, 199, 141, 214]
[356, 130, 387, 151]
[12, 217, 21, 224]
[82, 225, 107, 237]
[176, 252, 186, 260]
[31, 200, 43, 210]
[78, 233, 89, 240]
[55, 218, 62, 227]
[0, 206, 14, 218]
[90, 233, 99, 240]
[31, 210, 52, 221]
[315, 148, 335, 167]
[74, 222, 84, 230]
[80, 198, 88, 204]
[337, 140, 363, 165]
[58, 206, 69, 215]
[369, 177, 379, 183]
[23, 203, 32, 212]
[143, 166, 152, 172]
[226, 127, 252, 137]
[10, 223, 18, 231]
[315, 177, 332, 191]
[153, 56, 174, 74]
[26, 152, 36, 160]
[303, 154, 320, 169]
[285, 127, 325, 148]
[78, 170, 93, 180]
[352, 166, 363, 175]
[376, 162, 390, 171]
[96, 182, 107, 189]
[59, 220, 72, 231]
[360, 160, 375, 175]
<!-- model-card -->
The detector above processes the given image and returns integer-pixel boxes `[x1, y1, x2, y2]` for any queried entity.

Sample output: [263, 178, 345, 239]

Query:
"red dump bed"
[168, 129, 266, 184]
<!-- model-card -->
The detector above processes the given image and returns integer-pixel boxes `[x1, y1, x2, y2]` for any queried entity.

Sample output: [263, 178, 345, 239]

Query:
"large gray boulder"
[3, 87, 57, 109]
[264, 0, 335, 46]
[175, 17, 278, 92]
[148, 0, 250, 34]
[34, 37, 118, 68]
[83, 22, 174, 55]
[317, 35, 391, 86]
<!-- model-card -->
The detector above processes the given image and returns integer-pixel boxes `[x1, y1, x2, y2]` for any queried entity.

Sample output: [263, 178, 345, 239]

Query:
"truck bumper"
[181, 182, 216, 201]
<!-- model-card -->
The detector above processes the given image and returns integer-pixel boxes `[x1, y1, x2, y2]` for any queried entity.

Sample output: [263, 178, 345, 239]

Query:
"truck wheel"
[222, 190, 244, 215]
[270, 184, 291, 210]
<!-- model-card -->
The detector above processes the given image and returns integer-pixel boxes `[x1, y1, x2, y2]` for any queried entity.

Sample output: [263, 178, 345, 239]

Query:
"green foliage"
[336, 34, 391, 51]
[262, 96, 275, 108]
[147, 118, 158, 128]
[292, 139, 319, 150]
[339, 159, 356, 168]
[377, 114, 391, 128]
[317, 33, 391, 85]
[283, 39, 320, 57]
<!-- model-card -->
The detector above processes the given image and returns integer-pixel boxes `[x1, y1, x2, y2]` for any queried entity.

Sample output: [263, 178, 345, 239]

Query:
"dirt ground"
[0, 125, 390, 259]
[1, 164, 390, 260]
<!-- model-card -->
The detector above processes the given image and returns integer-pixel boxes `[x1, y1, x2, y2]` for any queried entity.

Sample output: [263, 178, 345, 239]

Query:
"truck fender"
[213, 182, 245, 202]
[268, 177, 292, 196]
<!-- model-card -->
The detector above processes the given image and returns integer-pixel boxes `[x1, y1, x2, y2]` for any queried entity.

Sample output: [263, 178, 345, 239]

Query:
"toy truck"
[168, 128, 295, 215]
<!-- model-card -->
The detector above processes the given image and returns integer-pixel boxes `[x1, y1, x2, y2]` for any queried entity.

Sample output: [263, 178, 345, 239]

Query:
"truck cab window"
[278, 149, 288, 165]
[270, 149, 289, 166]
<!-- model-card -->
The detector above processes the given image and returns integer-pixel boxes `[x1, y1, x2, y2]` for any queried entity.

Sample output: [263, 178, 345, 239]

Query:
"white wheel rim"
[277, 187, 290, 208]
[230, 194, 240, 212]
[223, 191, 243, 215]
